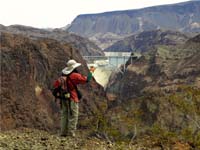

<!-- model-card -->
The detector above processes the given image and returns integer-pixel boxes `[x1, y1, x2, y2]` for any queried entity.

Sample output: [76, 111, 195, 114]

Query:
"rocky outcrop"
[105, 87, 200, 149]
[105, 30, 189, 52]
[104, 35, 200, 148]
[186, 33, 200, 44]
[0, 25, 104, 56]
[0, 32, 107, 131]
[68, 1, 200, 49]
[106, 34, 200, 102]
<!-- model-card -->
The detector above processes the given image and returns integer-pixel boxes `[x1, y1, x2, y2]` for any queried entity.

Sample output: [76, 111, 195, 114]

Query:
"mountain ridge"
[68, 0, 200, 49]
[105, 30, 190, 52]
[75, 0, 195, 17]
[0, 24, 104, 56]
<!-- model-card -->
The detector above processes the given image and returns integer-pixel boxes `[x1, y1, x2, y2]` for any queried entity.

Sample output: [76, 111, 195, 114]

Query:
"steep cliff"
[104, 34, 200, 148]
[0, 32, 107, 131]
[106, 34, 200, 102]
[68, 1, 200, 49]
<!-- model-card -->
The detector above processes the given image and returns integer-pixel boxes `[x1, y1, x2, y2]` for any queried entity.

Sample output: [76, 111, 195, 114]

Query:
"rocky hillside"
[106, 33, 200, 102]
[1, 32, 199, 149]
[68, 0, 200, 49]
[104, 34, 200, 148]
[0, 24, 104, 56]
[105, 30, 189, 52]
[0, 32, 107, 131]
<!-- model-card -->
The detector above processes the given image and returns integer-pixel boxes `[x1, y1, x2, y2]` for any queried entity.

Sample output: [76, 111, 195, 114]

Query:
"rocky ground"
[0, 128, 193, 150]
[0, 128, 109, 150]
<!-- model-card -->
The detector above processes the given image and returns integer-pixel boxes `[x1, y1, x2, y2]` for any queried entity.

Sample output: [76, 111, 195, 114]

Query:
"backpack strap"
[59, 76, 68, 91]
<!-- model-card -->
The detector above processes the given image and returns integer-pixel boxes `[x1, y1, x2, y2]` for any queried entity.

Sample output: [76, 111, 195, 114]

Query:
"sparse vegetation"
[100, 86, 200, 148]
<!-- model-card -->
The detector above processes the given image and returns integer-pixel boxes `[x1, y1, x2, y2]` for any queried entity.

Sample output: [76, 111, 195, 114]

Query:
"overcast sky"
[0, 0, 189, 28]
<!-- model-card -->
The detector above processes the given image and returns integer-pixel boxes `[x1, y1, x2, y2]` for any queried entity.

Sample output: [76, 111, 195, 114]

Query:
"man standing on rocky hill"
[53, 59, 95, 137]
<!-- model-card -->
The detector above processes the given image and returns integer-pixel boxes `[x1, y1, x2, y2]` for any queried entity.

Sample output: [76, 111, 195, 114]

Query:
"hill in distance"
[105, 29, 190, 52]
[68, 0, 200, 49]
[0, 24, 104, 56]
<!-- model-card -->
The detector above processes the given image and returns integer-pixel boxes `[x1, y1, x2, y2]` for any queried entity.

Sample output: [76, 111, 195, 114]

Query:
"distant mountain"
[105, 30, 189, 52]
[0, 24, 104, 56]
[68, 1, 200, 49]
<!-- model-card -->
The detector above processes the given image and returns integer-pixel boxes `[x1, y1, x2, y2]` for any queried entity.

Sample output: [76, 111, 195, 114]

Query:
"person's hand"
[89, 66, 96, 73]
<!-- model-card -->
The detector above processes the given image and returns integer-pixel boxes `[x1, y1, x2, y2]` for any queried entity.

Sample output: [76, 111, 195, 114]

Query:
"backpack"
[51, 77, 70, 100]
